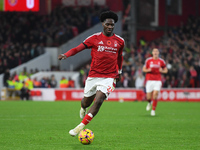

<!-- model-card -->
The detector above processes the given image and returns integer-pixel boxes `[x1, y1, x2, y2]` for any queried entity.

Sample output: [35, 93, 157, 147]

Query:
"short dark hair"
[100, 11, 118, 23]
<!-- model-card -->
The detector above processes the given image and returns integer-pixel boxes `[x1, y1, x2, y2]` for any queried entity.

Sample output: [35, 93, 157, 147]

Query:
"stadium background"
[0, 0, 200, 102]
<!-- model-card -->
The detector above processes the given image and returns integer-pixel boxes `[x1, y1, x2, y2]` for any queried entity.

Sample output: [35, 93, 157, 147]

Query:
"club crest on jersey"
[8, 0, 18, 6]
[107, 40, 111, 45]
[114, 41, 118, 47]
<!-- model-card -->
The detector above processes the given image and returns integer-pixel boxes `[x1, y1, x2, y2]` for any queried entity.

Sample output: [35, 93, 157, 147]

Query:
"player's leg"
[146, 92, 152, 111]
[87, 90, 106, 116]
[69, 78, 114, 137]
[69, 91, 106, 136]
[145, 81, 153, 111]
[80, 95, 96, 119]
[151, 81, 162, 116]
[79, 77, 96, 119]
[151, 90, 159, 116]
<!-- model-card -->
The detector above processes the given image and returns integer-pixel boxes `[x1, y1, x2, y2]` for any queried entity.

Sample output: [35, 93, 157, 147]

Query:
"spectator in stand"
[139, 37, 147, 47]
[14, 79, 23, 95]
[170, 76, 178, 88]
[178, 74, 190, 88]
[130, 66, 136, 77]
[49, 75, 57, 88]
[79, 67, 85, 88]
[163, 75, 171, 88]
[194, 61, 200, 87]
[59, 77, 68, 88]
[33, 77, 41, 88]
[25, 77, 34, 90]
[3, 69, 10, 87]
[13, 71, 19, 81]
[160, 74, 166, 86]
[46, 76, 51, 88]
[68, 77, 75, 88]
[18, 72, 27, 83]
[20, 82, 30, 101]
[122, 72, 131, 88]
[85, 64, 90, 76]
[135, 72, 145, 89]
[40, 77, 48, 88]
[189, 66, 197, 87]
[7, 76, 15, 88]
[0, 61, 5, 74]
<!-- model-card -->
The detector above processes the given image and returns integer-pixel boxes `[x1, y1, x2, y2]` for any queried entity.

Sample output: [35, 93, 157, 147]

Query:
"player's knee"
[146, 94, 152, 100]
[153, 94, 158, 99]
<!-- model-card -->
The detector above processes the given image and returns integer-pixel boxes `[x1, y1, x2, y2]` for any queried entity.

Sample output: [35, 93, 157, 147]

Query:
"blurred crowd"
[122, 15, 200, 88]
[79, 16, 200, 89]
[0, 5, 108, 74]
[3, 67, 75, 92]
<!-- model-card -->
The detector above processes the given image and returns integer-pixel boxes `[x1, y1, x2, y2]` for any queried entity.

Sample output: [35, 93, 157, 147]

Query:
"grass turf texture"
[0, 101, 199, 150]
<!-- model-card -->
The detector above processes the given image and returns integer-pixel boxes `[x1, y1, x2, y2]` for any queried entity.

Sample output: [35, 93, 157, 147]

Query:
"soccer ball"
[78, 129, 94, 145]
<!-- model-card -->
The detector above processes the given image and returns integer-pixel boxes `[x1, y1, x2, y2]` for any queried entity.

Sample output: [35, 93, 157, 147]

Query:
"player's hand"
[116, 74, 121, 82]
[58, 54, 67, 60]
[159, 68, 163, 72]
[147, 68, 151, 72]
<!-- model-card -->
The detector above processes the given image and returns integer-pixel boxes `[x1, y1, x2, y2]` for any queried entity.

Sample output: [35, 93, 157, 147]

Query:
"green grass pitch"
[0, 101, 199, 150]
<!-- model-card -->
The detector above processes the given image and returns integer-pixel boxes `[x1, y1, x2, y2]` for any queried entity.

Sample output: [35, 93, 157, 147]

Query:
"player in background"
[142, 48, 168, 116]
[58, 11, 125, 136]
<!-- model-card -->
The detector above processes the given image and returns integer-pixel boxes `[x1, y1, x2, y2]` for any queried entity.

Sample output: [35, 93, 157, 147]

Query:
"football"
[78, 129, 94, 145]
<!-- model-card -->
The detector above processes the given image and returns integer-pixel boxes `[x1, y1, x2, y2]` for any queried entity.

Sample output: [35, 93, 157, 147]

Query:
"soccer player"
[142, 48, 168, 116]
[58, 11, 125, 136]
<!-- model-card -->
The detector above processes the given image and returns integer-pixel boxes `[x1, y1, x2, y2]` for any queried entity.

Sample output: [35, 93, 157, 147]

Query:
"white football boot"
[146, 102, 151, 111]
[80, 107, 87, 119]
[151, 110, 156, 116]
[69, 123, 85, 137]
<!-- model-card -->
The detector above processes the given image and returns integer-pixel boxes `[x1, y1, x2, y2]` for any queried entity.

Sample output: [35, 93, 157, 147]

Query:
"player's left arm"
[159, 61, 168, 73]
[117, 42, 124, 81]
[58, 43, 86, 60]
[159, 67, 168, 73]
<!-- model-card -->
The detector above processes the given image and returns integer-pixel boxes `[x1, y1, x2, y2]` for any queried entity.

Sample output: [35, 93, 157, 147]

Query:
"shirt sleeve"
[162, 60, 166, 68]
[64, 43, 86, 57]
[117, 41, 124, 72]
[145, 59, 149, 68]
[83, 35, 95, 48]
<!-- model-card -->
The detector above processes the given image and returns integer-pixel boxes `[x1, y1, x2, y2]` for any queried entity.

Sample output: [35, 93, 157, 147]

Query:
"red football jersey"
[144, 57, 166, 81]
[83, 32, 125, 78]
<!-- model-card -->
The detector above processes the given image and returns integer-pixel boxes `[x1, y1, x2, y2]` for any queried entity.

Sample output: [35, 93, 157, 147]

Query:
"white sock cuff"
[80, 122, 85, 126]
[88, 113, 93, 118]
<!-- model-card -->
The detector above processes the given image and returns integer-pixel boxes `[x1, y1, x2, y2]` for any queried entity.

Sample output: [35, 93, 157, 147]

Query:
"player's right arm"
[58, 34, 95, 60]
[142, 59, 151, 73]
[58, 43, 86, 60]
[116, 41, 124, 82]
[142, 66, 151, 73]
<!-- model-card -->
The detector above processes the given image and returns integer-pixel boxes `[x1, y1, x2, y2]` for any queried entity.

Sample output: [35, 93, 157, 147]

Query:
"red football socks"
[152, 99, 158, 110]
[81, 113, 93, 125]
